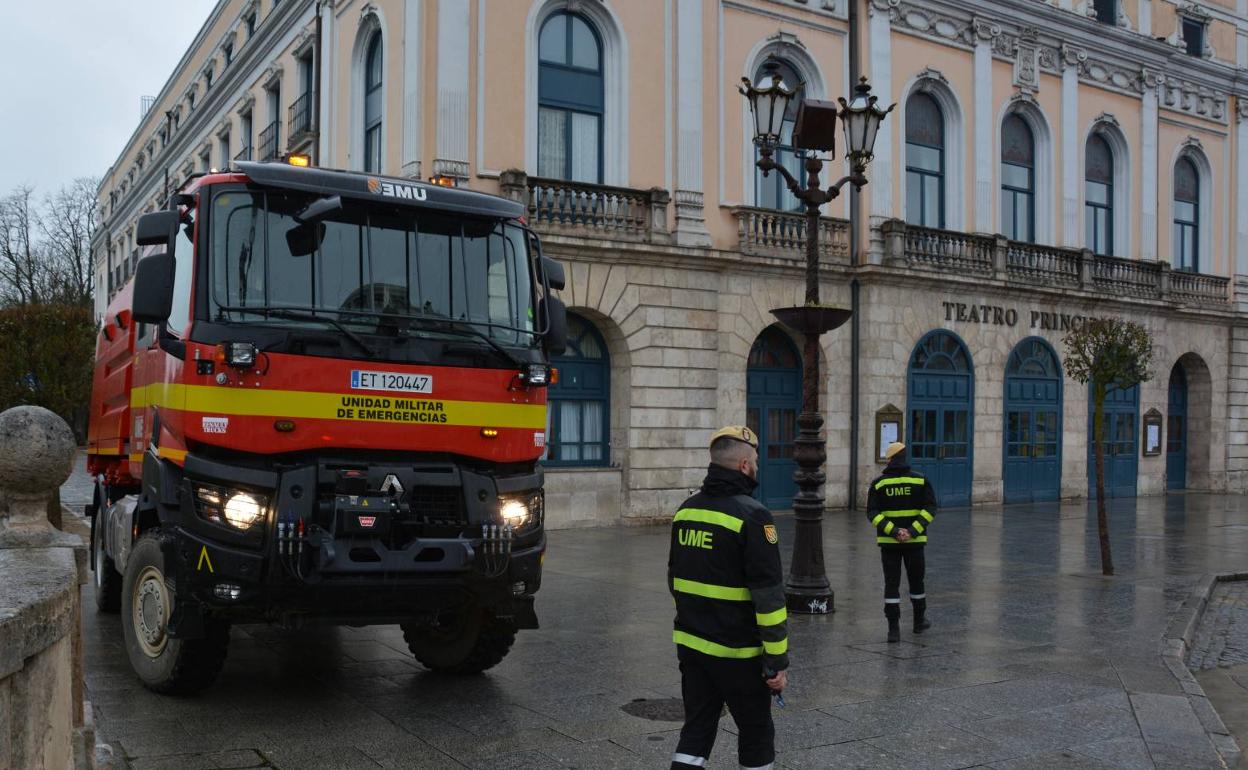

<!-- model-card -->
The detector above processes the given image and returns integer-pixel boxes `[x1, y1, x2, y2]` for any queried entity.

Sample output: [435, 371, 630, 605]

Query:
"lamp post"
[740, 62, 893, 614]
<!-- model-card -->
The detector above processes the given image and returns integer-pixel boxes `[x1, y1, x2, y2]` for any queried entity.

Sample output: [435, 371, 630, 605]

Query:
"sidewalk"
[78, 489, 1246, 769]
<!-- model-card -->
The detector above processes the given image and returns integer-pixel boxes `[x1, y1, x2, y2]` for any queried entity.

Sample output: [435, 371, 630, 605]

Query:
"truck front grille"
[408, 486, 464, 525]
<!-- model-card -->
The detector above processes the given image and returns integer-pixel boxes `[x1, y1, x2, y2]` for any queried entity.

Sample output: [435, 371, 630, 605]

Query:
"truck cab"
[86, 161, 567, 692]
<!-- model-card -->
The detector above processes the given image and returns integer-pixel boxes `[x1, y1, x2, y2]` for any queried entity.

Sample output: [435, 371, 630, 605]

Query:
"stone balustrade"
[879, 219, 1230, 305]
[499, 170, 670, 244]
[730, 206, 851, 265]
[0, 406, 92, 769]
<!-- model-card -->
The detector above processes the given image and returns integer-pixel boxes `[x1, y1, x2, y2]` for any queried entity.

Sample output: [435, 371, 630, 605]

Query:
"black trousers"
[881, 545, 926, 606]
[672, 646, 775, 769]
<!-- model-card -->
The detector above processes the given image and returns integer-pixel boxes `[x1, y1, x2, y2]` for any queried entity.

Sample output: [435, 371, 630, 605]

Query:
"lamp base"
[771, 305, 853, 336]
[786, 586, 835, 615]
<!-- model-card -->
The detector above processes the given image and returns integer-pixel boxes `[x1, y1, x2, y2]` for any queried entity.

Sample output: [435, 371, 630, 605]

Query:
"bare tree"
[0, 185, 49, 306]
[40, 177, 99, 307]
[1063, 318, 1154, 576]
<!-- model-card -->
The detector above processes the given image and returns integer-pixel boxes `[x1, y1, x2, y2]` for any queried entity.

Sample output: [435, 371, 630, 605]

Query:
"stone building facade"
[93, 0, 1248, 529]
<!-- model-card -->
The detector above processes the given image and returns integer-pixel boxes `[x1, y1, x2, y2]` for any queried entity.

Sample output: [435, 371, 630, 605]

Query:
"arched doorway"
[1167, 363, 1187, 490]
[907, 330, 974, 506]
[746, 327, 801, 510]
[1003, 337, 1063, 503]
[1087, 382, 1138, 498]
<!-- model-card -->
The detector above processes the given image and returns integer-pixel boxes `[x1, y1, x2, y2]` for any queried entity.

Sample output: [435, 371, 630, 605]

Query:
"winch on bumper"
[163, 452, 545, 632]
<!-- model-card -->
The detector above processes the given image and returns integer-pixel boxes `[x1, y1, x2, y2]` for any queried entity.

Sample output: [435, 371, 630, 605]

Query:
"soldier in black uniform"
[668, 425, 788, 770]
[866, 441, 937, 643]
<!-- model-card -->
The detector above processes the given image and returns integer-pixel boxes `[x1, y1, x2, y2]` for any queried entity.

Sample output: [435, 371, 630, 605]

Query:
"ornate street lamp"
[740, 64, 893, 615]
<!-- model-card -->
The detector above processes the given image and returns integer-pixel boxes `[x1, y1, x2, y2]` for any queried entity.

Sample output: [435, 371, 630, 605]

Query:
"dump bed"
[86, 283, 138, 486]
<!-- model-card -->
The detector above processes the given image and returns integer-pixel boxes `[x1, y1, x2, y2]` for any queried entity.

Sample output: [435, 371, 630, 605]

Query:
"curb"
[1161, 572, 1248, 767]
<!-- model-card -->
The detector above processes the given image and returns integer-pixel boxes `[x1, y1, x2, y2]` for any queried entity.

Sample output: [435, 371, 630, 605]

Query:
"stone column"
[401, 0, 424, 179]
[1141, 69, 1161, 260]
[434, 0, 471, 181]
[0, 406, 90, 769]
[868, 0, 895, 224]
[1061, 48, 1080, 247]
[1229, 279, 1248, 492]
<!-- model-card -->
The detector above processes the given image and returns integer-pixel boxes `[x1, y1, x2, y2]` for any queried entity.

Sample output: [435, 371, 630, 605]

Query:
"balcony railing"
[287, 92, 314, 146]
[879, 219, 1229, 305]
[233, 146, 252, 162]
[258, 121, 280, 161]
[731, 206, 849, 265]
[499, 170, 670, 243]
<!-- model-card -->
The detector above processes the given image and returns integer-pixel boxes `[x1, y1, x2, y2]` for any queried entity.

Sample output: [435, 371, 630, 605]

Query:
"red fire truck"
[86, 161, 567, 693]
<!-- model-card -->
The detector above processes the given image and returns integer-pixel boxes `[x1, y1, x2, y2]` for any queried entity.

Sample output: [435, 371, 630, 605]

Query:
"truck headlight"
[498, 491, 543, 532]
[192, 482, 269, 530]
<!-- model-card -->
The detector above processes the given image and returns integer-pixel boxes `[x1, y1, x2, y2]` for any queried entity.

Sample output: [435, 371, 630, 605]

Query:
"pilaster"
[1237, 101, 1248, 275]
[1228, 278, 1248, 492]
[1061, 50, 1080, 247]
[434, 0, 470, 181]
[401, 0, 422, 179]
[868, 0, 894, 222]
[973, 17, 999, 233]
[1141, 69, 1160, 260]
[674, 0, 711, 247]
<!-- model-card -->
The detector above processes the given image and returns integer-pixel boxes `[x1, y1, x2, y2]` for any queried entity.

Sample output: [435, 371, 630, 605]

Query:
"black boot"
[912, 598, 931, 634]
[885, 603, 901, 643]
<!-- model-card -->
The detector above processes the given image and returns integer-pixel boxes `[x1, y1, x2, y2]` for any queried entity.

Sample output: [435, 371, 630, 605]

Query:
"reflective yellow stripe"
[877, 536, 900, 544]
[129, 383, 546, 429]
[883, 521, 895, 535]
[919, 509, 934, 522]
[884, 509, 921, 517]
[755, 607, 787, 626]
[672, 578, 752, 602]
[90, 446, 123, 456]
[763, 637, 788, 655]
[871, 513, 885, 526]
[674, 508, 744, 533]
[878, 536, 927, 544]
[874, 476, 925, 489]
[157, 447, 187, 462]
[912, 520, 925, 534]
[673, 630, 762, 659]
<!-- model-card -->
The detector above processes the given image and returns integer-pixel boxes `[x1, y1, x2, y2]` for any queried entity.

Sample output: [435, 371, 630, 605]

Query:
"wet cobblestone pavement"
[77, 491, 1248, 769]
[1190, 580, 1248, 670]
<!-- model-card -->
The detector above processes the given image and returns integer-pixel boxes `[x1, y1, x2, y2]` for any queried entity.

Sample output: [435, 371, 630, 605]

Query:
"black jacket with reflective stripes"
[865, 458, 938, 546]
[667, 464, 789, 672]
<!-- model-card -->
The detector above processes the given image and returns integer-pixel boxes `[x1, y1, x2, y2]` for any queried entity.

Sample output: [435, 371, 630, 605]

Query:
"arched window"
[363, 32, 383, 173]
[905, 92, 945, 228]
[1001, 114, 1035, 243]
[1006, 337, 1061, 378]
[1085, 134, 1114, 255]
[1174, 157, 1200, 272]
[753, 58, 806, 211]
[537, 12, 603, 183]
[546, 314, 609, 466]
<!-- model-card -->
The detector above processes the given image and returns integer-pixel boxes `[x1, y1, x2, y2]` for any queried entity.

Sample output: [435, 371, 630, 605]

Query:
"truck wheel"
[91, 512, 121, 613]
[401, 610, 516, 674]
[121, 532, 229, 694]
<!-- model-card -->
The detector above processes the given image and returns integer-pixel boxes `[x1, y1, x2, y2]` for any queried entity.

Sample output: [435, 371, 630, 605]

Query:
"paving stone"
[128, 750, 268, 770]
[864, 725, 1018, 769]
[779, 738, 910, 770]
[988, 750, 1118, 769]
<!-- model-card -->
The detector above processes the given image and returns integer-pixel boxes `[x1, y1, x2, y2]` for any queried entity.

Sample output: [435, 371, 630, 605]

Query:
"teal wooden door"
[1167, 364, 1187, 490]
[1003, 338, 1063, 503]
[746, 328, 801, 510]
[1087, 382, 1138, 499]
[907, 331, 974, 507]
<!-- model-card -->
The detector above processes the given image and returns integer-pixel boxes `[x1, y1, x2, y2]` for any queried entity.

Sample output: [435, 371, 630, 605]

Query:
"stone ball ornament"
[0, 405, 78, 497]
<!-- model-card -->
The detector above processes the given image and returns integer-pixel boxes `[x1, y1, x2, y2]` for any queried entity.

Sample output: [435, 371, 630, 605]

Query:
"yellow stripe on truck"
[129, 384, 546, 429]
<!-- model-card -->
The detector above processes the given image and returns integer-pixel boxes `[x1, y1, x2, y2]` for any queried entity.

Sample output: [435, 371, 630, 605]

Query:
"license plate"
[350, 370, 433, 394]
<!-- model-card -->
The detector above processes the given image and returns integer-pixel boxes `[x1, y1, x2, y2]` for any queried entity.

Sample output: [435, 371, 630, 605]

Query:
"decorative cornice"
[215, 120, 231, 139]
[235, 92, 255, 116]
[913, 67, 949, 91]
[1091, 112, 1121, 130]
[1236, 99, 1248, 123]
[260, 65, 283, 91]
[972, 15, 1001, 42]
[765, 30, 808, 50]
[1180, 135, 1205, 153]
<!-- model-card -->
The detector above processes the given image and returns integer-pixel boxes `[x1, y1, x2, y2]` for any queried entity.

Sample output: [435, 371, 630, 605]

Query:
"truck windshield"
[209, 190, 536, 346]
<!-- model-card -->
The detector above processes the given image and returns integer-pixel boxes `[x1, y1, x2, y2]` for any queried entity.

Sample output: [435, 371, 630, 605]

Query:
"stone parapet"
[0, 406, 91, 769]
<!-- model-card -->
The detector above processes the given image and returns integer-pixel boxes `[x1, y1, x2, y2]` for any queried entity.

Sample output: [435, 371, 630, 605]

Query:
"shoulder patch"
[763, 524, 779, 544]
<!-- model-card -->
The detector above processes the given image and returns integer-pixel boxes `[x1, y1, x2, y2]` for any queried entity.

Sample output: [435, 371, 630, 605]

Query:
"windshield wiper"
[403, 317, 524, 369]
[252, 308, 380, 358]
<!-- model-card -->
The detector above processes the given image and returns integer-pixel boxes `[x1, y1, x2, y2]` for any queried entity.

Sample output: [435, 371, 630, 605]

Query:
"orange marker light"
[481, 428, 500, 438]
[287, 153, 311, 167]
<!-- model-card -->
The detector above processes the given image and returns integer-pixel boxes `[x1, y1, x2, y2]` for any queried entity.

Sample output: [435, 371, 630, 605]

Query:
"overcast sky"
[0, 1, 216, 197]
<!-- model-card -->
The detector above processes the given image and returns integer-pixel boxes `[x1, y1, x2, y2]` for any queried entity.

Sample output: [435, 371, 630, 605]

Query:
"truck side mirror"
[540, 296, 568, 356]
[132, 253, 176, 324]
[136, 211, 179, 249]
[539, 256, 566, 291]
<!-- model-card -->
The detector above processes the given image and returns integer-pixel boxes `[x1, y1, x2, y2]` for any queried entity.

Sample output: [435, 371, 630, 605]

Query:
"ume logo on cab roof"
[366, 177, 428, 201]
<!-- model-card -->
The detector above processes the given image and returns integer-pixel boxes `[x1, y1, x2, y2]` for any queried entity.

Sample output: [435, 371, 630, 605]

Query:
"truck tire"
[121, 532, 229, 694]
[91, 512, 122, 613]
[401, 610, 516, 674]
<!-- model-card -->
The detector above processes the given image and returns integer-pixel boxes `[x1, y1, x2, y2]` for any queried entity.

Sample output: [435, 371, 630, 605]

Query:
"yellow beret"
[710, 425, 759, 449]
[884, 441, 906, 460]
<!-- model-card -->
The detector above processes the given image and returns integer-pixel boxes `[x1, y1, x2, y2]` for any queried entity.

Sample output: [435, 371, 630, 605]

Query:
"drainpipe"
[313, 0, 323, 166]
[847, 0, 862, 510]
